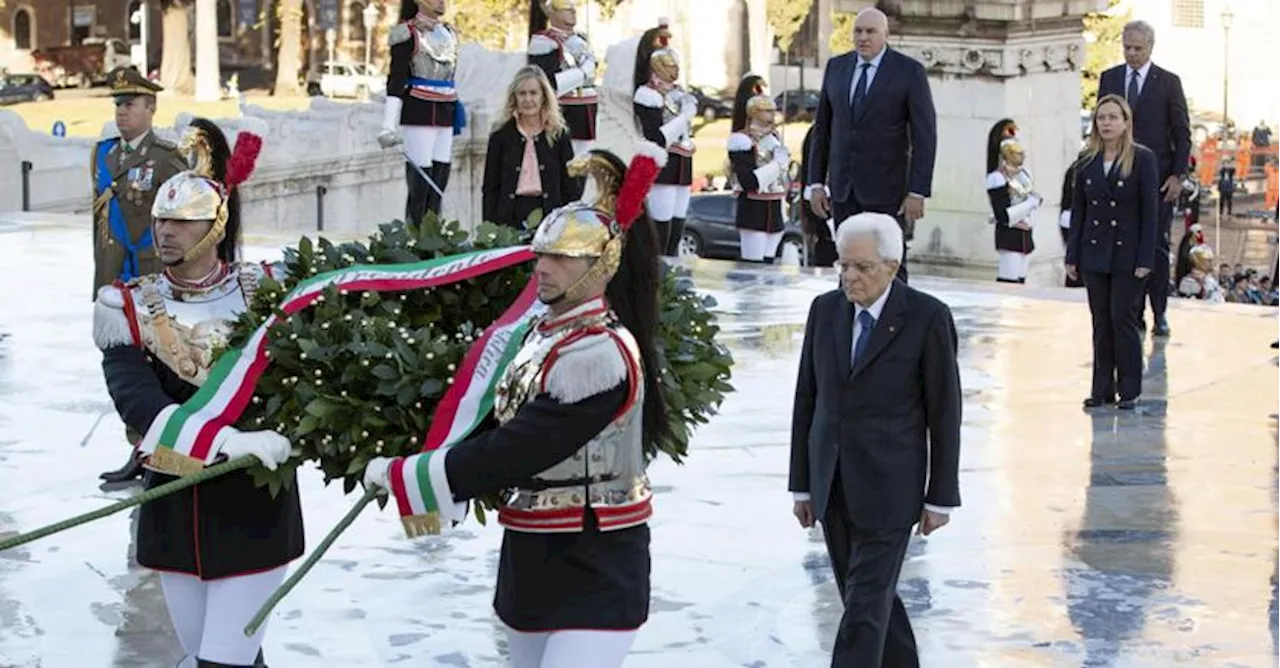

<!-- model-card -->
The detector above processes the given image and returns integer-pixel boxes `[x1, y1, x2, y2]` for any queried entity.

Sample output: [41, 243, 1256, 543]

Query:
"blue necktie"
[1127, 70, 1140, 105]
[853, 310, 875, 364]
[851, 62, 870, 111]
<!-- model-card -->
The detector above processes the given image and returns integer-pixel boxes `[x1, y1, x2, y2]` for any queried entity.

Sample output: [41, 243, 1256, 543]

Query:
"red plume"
[226, 132, 263, 189]
[615, 144, 667, 231]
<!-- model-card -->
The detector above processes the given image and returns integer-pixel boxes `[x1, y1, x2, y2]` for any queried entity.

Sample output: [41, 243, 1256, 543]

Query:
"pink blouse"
[515, 124, 543, 196]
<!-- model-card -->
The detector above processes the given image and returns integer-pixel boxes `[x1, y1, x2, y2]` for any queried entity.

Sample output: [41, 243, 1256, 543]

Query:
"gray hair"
[836, 212, 903, 263]
[1122, 20, 1155, 45]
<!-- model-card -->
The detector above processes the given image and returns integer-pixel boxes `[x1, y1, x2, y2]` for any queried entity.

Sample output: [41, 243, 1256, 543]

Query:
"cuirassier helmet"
[531, 142, 667, 302]
[151, 119, 262, 265]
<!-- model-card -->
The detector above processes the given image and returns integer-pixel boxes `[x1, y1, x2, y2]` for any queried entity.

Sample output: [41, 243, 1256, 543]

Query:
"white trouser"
[160, 566, 287, 666]
[647, 184, 690, 221]
[570, 139, 592, 157]
[996, 250, 1031, 281]
[506, 627, 638, 668]
[738, 229, 784, 262]
[403, 126, 453, 166]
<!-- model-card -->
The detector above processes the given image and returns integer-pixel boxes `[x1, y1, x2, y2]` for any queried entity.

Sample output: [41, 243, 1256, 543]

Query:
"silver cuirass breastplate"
[493, 311, 650, 516]
[129, 263, 265, 385]
[411, 23, 458, 81]
[1006, 167, 1034, 205]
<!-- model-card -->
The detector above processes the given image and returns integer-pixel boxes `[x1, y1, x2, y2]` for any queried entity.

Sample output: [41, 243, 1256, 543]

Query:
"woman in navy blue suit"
[1065, 94, 1159, 410]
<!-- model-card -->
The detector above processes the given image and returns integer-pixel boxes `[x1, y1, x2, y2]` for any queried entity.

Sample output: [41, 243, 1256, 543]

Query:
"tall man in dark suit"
[789, 212, 962, 667]
[1098, 20, 1190, 337]
[805, 8, 937, 284]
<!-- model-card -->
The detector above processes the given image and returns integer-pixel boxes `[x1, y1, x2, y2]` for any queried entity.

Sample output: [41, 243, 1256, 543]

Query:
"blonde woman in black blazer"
[482, 66, 581, 229]
[1065, 94, 1159, 410]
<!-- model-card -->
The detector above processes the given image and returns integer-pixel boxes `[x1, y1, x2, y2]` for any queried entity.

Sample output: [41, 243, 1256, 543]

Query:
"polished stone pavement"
[0, 215, 1276, 667]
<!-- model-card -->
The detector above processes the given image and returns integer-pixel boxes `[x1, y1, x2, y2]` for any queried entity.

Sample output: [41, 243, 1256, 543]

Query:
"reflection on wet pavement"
[0, 219, 1276, 667]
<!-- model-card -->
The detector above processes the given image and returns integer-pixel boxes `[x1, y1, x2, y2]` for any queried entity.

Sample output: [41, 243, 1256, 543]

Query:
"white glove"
[579, 58, 596, 81]
[379, 97, 404, 148]
[213, 428, 292, 471]
[773, 146, 791, 167]
[363, 456, 394, 491]
[753, 161, 783, 188]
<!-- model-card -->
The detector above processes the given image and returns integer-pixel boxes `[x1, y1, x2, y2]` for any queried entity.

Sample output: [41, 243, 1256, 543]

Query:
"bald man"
[805, 8, 937, 285]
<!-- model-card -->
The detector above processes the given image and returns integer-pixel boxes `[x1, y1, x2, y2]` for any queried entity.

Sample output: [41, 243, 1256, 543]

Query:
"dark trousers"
[821, 475, 919, 668]
[1143, 202, 1173, 321]
[833, 199, 910, 284]
[1083, 271, 1147, 401]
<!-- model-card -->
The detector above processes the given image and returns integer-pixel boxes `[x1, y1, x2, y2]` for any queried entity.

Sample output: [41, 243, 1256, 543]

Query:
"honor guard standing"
[527, 0, 598, 156]
[93, 66, 190, 484]
[379, 0, 463, 224]
[363, 144, 671, 668]
[93, 119, 302, 667]
[726, 74, 790, 263]
[985, 119, 1042, 284]
[633, 20, 696, 257]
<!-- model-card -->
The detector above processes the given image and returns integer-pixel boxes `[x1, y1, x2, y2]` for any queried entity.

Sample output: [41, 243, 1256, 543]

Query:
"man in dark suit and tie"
[1097, 20, 1191, 337]
[806, 8, 937, 284]
[789, 212, 962, 667]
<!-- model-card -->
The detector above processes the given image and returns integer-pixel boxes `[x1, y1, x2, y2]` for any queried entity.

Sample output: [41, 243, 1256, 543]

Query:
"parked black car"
[689, 85, 733, 122]
[774, 89, 818, 122]
[0, 74, 54, 105]
[679, 193, 807, 263]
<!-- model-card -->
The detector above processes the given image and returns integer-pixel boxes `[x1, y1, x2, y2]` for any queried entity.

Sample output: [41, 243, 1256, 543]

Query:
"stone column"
[834, 0, 1104, 276]
[194, 0, 222, 102]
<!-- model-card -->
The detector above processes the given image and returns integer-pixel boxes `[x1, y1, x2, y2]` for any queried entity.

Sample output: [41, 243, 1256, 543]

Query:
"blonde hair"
[1084, 94, 1136, 178]
[495, 65, 567, 141]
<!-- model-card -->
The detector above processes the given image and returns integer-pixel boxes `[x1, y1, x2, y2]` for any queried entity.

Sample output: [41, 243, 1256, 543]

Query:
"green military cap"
[109, 67, 163, 104]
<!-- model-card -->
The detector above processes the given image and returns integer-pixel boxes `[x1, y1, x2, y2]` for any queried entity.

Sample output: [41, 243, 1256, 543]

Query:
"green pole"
[0, 456, 257, 553]
[243, 486, 380, 637]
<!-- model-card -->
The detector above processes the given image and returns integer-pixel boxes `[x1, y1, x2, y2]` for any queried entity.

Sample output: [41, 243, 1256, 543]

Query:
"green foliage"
[220, 214, 734, 509]
[654, 264, 734, 464]
[767, 0, 813, 55]
[1082, 0, 1130, 110]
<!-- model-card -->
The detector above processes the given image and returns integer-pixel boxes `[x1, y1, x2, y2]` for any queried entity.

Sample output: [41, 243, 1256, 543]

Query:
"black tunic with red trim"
[729, 134, 785, 234]
[388, 18, 459, 129]
[528, 30, 598, 142]
[437, 300, 651, 631]
[635, 85, 694, 187]
[94, 264, 304, 580]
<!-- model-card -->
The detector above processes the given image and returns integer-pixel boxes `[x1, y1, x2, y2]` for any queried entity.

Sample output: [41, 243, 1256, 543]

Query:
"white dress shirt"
[793, 282, 953, 517]
[848, 47, 886, 106]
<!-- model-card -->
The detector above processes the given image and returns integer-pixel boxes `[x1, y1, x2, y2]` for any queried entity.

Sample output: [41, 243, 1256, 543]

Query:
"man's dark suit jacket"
[789, 282, 962, 528]
[1098, 63, 1191, 181]
[806, 48, 937, 211]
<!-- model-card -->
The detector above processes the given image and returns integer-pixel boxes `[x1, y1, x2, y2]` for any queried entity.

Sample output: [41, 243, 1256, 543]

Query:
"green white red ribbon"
[142, 245, 535, 476]
[387, 276, 544, 535]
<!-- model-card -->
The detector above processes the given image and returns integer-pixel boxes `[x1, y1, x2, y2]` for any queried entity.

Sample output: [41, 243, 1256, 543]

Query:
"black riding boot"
[425, 161, 452, 217]
[99, 446, 143, 482]
[653, 219, 672, 253]
[196, 660, 252, 667]
[664, 217, 686, 256]
[405, 162, 431, 225]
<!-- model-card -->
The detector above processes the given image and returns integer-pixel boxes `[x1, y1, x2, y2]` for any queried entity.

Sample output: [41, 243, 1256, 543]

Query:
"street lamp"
[362, 4, 378, 73]
[1221, 5, 1233, 139]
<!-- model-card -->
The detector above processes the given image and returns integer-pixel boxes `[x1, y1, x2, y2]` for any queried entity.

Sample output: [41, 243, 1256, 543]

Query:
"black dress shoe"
[1153, 318, 1171, 337]
[1117, 398, 1138, 410]
[1083, 396, 1115, 408]
[1271, 341, 1278, 349]
[99, 454, 144, 483]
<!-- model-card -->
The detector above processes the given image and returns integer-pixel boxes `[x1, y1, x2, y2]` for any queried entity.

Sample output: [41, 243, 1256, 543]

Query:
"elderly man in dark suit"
[789, 212, 962, 667]
[1097, 20, 1190, 337]
[806, 7, 937, 284]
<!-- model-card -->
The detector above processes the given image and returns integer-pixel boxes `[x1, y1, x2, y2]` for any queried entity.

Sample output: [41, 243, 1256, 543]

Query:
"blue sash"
[407, 77, 467, 136]
[96, 138, 153, 282]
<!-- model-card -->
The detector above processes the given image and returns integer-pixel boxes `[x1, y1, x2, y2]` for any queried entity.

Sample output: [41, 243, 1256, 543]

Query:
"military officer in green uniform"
[92, 66, 189, 484]
[92, 67, 188, 296]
